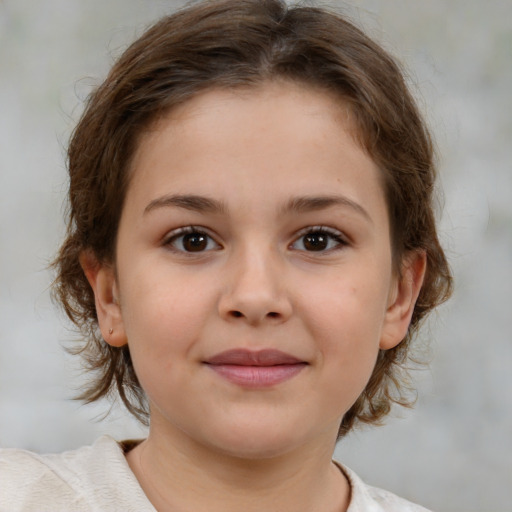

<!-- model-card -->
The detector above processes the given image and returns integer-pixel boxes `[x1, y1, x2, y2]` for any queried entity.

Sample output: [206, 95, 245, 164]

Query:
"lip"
[204, 349, 308, 388]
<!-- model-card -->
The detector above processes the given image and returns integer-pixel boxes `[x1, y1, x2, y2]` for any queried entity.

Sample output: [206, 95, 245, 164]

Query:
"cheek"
[120, 282, 209, 412]
[301, 271, 389, 344]
[119, 267, 215, 367]
[299, 273, 388, 396]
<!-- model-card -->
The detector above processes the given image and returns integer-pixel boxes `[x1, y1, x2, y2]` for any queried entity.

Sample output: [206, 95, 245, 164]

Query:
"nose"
[218, 246, 292, 326]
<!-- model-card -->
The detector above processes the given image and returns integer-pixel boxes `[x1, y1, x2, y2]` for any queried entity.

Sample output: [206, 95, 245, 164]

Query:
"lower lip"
[206, 364, 306, 388]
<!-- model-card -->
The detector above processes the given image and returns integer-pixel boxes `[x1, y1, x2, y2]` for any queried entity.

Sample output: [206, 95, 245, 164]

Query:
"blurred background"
[0, 1, 510, 510]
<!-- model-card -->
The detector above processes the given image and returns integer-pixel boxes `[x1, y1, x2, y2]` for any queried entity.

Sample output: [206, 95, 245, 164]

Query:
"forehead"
[142, 80, 361, 141]
[131, 80, 371, 172]
[125, 80, 385, 213]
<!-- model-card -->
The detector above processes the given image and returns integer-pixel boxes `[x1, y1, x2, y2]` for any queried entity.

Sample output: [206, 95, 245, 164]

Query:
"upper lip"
[205, 349, 306, 366]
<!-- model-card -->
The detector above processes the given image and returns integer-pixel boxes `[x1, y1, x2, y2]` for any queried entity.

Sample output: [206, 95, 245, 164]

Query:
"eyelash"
[163, 226, 221, 253]
[290, 226, 348, 253]
[163, 225, 348, 254]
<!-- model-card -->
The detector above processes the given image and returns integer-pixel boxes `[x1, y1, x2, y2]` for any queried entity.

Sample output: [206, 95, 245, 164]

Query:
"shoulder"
[0, 436, 154, 512]
[336, 463, 433, 512]
[0, 443, 89, 511]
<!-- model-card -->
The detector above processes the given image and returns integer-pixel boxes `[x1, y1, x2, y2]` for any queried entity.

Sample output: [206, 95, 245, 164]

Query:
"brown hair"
[52, 0, 452, 437]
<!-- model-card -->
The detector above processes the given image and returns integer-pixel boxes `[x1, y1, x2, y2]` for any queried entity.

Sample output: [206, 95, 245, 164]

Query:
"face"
[88, 81, 423, 460]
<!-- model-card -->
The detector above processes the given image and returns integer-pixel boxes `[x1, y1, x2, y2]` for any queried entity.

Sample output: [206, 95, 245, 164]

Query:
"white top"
[0, 436, 431, 511]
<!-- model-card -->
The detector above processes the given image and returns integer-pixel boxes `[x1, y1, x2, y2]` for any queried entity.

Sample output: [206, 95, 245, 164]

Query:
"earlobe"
[380, 250, 427, 350]
[79, 250, 127, 347]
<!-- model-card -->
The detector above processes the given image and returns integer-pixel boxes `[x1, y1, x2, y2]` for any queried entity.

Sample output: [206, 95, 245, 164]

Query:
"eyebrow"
[143, 193, 371, 222]
[144, 194, 227, 215]
[283, 195, 372, 223]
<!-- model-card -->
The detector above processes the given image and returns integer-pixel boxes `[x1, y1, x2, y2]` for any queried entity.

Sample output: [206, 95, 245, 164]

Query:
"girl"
[0, 0, 452, 510]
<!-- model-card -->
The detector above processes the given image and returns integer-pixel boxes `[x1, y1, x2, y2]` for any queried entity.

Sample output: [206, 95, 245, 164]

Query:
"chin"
[202, 421, 313, 461]
[215, 440, 298, 461]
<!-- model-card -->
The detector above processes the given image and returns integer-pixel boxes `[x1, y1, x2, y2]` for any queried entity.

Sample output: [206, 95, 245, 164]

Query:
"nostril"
[228, 310, 280, 319]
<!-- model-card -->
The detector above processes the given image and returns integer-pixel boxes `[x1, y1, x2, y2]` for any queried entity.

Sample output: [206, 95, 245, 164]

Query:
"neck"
[126, 422, 349, 512]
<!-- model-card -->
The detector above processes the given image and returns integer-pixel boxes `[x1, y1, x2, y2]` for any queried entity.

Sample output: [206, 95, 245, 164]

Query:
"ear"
[380, 250, 427, 350]
[79, 250, 127, 347]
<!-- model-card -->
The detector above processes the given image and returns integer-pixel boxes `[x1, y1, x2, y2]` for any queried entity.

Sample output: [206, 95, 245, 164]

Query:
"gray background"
[1, 1, 511, 511]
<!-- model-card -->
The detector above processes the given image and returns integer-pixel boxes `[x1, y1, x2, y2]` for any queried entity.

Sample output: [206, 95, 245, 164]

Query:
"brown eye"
[291, 228, 346, 252]
[303, 233, 329, 251]
[167, 228, 220, 253]
[182, 233, 208, 252]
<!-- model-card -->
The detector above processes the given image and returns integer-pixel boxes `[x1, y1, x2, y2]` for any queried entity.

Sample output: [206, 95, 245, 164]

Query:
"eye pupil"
[304, 233, 328, 251]
[183, 233, 208, 252]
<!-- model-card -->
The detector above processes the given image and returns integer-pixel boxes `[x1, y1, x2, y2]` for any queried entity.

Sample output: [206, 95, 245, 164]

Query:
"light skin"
[82, 81, 426, 512]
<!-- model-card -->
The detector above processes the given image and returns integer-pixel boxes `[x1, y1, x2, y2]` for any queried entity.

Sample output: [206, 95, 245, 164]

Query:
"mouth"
[204, 349, 308, 388]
